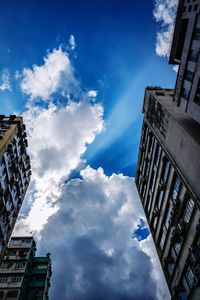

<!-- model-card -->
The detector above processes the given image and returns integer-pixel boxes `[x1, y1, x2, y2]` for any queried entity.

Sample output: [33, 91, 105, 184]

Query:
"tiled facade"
[0, 116, 31, 261]
[0, 237, 51, 300]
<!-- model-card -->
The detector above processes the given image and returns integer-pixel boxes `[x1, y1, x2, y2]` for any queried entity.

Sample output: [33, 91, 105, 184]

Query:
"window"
[165, 205, 173, 229]
[174, 242, 182, 255]
[163, 160, 170, 183]
[146, 160, 150, 176]
[157, 190, 164, 209]
[167, 263, 175, 275]
[175, 19, 188, 60]
[147, 194, 152, 213]
[181, 87, 190, 100]
[185, 266, 195, 289]
[11, 276, 22, 283]
[180, 292, 187, 300]
[142, 182, 147, 199]
[0, 276, 8, 283]
[194, 78, 200, 106]
[148, 136, 154, 155]
[160, 230, 167, 250]
[6, 290, 19, 298]
[9, 239, 21, 246]
[0, 262, 12, 270]
[185, 70, 193, 82]
[178, 284, 188, 300]
[37, 264, 47, 269]
[172, 176, 181, 201]
[183, 197, 194, 223]
[150, 170, 156, 192]
[188, 49, 198, 62]
[15, 262, 25, 270]
[155, 145, 161, 167]
[194, 28, 200, 41]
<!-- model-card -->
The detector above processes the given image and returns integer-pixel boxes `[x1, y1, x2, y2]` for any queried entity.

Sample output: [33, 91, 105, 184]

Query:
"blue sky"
[0, 0, 178, 299]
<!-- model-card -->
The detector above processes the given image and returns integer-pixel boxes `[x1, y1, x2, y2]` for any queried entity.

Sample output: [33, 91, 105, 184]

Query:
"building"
[135, 0, 200, 299]
[0, 236, 52, 299]
[0, 116, 31, 261]
[169, 0, 200, 123]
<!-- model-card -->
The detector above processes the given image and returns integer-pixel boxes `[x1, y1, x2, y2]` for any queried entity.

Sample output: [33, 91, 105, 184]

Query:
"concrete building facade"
[136, 0, 200, 299]
[169, 0, 200, 123]
[0, 237, 51, 300]
[0, 116, 31, 261]
[136, 87, 200, 299]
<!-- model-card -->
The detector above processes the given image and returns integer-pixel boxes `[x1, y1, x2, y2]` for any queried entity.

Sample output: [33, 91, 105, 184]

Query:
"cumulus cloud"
[37, 167, 170, 300]
[13, 45, 104, 233]
[15, 100, 104, 232]
[20, 47, 79, 101]
[69, 34, 77, 50]
[87, 90, 98, 98]
[0, 68, 12, 91]
[153, 0, 178, 57]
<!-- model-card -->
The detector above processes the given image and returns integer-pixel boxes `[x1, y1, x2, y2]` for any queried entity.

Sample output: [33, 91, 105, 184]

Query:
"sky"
[0, 0, 179, 299]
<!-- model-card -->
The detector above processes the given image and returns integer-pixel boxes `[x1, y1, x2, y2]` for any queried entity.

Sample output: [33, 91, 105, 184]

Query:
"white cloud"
[20, 47, 79, 101]
[15, 100, 104, 232]
[87, 90, 98, 98]
[13, 44, 104, 233]
[0, 68, 12, 91]
[173, 65, 179, 72]
[69, 34, 77, 50]
[153, 0, 178, 58]
[35, 167, 170, 299]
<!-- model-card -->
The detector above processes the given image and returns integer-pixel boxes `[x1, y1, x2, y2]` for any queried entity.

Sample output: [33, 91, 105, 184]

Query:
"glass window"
[163, 161, 170, 183]
[142, 183, 147, 199]
[197, 236, 200, 249]
[185, 266, 195, 289]
[181, 87, 190, 100]
[188, 49, 198, 62]
[148, 135, 153, 155]
[37, 264, 47, 269]
[165, 205, 173, 229]
[6, 290, 19, 298]
[155, 145, 161, 167]
[183, 198, 194, 223]
[194, 78, 200, 106]
[150, 170, 156, 192]
[160, 230, 167, 250]
[9, 249, 17, 256]
[157, 190, 164, 209]
[15, 262, 25, 270]
[172, 176, 181, 201]
[11, 276, 22, 282]
[0, 262, 12, 270]
[9, 239, 21, 246]
[146, 161, 150, 176]
[167, 263, 175, 275]
[152, 171, 157, 191]
[194, 28, 200, 41]
[147, 194, 152, 213]
[0, 276, 8, 283]
[185, 69, 193, 82]
[174, 242, 182, 255]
